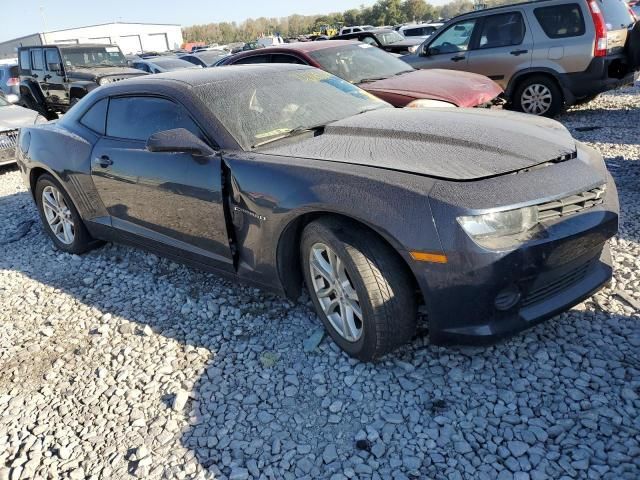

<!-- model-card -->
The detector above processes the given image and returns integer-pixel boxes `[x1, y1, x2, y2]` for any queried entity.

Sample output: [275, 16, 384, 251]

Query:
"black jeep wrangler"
[18, 43, 148, 119]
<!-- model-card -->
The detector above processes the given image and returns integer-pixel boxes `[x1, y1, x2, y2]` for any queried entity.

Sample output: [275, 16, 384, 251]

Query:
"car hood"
[260, 108, 577, 181]
[362, 69, 503, 107]
[0, 105, 39, 130]
[67, 66, 147, 80]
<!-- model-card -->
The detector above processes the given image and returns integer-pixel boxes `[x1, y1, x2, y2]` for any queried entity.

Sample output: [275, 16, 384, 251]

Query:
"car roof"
[21, 43, 120, 49]
[101, 64, 312, 89]
[240, 40, 360, 54]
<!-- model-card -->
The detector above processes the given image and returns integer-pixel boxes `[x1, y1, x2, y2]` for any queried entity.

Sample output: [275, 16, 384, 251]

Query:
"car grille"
[521, 256, 597, 307]
[0, 129, 18, 164]
[537, 185, 606, 222]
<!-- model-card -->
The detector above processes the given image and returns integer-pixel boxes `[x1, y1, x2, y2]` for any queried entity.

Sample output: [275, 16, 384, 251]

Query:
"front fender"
[223, 151, 444, 296]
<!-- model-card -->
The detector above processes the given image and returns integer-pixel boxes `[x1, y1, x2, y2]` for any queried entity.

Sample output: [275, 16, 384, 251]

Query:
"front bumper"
[415, 167, 619, 345]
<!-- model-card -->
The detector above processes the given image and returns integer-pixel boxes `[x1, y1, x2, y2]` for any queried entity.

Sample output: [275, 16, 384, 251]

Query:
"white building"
[0, 22, 184, 59]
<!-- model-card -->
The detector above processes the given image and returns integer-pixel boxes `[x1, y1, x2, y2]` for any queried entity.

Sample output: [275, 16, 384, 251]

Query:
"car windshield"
[309, 44, 414, 84]
[61, 46, 127, 68]
[196, 51, 228, 64]
[194, 68, 390, 150]
[153, 58, 199, 70]
[375, 31, 406, 45]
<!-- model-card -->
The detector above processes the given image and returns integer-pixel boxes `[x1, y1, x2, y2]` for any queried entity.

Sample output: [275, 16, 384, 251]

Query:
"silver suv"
[402, 0, 639, 116]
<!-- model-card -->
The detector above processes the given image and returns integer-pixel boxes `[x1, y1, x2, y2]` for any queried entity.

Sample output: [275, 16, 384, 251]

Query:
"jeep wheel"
[513, 76, 563, 117]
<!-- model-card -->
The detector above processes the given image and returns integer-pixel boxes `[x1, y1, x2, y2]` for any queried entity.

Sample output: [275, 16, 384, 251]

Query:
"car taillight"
[6, 77, 19, 86]
[588, 0, 608, 57]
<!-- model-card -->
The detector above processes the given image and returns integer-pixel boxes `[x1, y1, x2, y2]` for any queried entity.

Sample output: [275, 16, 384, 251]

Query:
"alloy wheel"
[521, 84, 553, 115]
[42, 185, 75, 245]
[309, 242, 363, 342]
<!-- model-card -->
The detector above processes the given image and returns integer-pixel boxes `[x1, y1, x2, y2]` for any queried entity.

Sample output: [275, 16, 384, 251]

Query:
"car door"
[89, 95, 234, 271]
[465, 11, 533, 89]
[414, 18, 479, 70]
[43, 48, 67, 106]
[29, 48, 46, 85]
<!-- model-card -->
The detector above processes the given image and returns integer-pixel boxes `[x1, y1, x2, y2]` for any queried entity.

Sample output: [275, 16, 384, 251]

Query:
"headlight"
[406, 99, 456, 108]
[457, 206, 538, 249]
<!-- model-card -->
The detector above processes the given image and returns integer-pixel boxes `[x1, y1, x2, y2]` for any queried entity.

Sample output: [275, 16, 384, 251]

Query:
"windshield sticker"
[106, 47, 119, 53]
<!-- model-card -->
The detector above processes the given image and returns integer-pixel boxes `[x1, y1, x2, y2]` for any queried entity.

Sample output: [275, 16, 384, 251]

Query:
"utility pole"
[40, 5, 48, 43]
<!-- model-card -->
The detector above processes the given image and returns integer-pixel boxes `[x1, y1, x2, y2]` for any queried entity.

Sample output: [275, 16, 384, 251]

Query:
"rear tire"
[301, 218, 417, 361]
[512, 75, 563, 117]
[35, 174, 94, 254]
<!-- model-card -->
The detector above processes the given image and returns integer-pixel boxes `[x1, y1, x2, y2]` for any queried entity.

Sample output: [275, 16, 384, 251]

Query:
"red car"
[219, 40, 503, 108]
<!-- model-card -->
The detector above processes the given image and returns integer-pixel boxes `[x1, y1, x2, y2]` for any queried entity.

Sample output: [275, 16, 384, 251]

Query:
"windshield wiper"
[357, 76, 390, 83]
[251, 123, 330, 149]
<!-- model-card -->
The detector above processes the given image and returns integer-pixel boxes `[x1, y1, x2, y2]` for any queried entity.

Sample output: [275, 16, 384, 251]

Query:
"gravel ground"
[1, 86, 639, 480]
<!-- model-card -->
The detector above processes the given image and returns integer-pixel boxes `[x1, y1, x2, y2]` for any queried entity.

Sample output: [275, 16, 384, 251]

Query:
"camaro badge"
[233, 205, 267, 221]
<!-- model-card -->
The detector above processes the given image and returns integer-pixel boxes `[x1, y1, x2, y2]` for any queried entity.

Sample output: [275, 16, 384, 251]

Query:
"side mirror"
[146, 128, 215, 157]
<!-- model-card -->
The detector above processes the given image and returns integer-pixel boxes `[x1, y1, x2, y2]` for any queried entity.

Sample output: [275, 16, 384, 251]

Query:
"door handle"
[32, 73, 38, 79]
[95, 155, 113, 168]
[450, 55, 466, 62]
[44, 74, 51, 81]
[510, 49, 528, 56]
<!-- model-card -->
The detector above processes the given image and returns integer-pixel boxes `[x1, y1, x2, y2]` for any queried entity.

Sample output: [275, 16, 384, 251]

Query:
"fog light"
[494, 285, 521, 311]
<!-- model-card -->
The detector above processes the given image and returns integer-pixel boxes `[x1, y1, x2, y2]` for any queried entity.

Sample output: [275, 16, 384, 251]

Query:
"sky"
[1, 0, 446, 42]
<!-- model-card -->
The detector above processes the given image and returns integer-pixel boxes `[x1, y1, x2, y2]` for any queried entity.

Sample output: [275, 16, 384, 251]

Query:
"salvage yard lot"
[1, 88, 639, 480]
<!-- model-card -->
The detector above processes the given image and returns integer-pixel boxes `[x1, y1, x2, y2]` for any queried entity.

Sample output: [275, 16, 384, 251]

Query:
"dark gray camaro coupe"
[16, 65, 618, 360]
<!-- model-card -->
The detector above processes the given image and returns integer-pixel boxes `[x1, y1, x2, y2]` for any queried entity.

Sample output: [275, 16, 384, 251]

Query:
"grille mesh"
[537, 185, 606, 222]
[0, 129, 18, 163]
[521, 257, 596, 307]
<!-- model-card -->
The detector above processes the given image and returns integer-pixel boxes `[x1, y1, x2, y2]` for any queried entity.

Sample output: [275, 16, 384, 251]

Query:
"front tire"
[301, 218, 417, 361]
[35, 174, 93, 254]
[512, 75, 563, 117]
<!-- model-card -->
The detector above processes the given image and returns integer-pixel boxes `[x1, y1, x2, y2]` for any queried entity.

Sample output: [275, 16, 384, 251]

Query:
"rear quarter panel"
[18, 122, 108, 220]
[525, 3, 595, 74]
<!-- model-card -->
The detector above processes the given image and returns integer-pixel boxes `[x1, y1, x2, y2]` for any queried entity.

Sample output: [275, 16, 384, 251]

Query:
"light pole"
[40, 5, 49, 43]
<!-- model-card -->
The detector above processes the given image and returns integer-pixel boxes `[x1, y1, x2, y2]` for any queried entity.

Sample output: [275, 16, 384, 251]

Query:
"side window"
[428, 19, 477, 54]
[106, 96, 205, 142]
[478, 12, 525, 49]
[362, 36, 378, 46]
[31, 49, 44, 71]
[19, 50, 31, 70]
[271, 54, 307, 65]
[233, 55, 270, 64]
[80, 98, 108, 135]
[534, 4, 585, 39]
[45, 49, 62, 71]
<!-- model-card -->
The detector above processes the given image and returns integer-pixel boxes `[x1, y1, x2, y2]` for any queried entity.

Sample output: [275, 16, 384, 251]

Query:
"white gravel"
[1, 86, 639, 480]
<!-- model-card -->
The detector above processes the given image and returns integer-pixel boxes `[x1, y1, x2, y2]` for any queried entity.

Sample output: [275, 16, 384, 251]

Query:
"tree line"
[182, 0, 519, 45]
